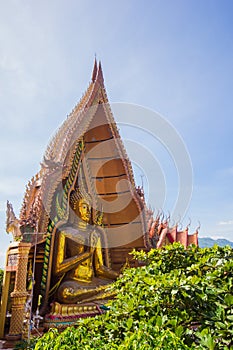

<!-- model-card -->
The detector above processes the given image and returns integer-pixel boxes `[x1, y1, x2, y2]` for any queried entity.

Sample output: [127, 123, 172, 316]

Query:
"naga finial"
[6, 200, 22, 241]
[186, 217, 191, 230]
[195, 221, 201, 233]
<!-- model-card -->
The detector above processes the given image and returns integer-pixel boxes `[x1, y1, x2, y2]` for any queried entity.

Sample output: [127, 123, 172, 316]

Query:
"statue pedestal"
[44, 301, 106, 329]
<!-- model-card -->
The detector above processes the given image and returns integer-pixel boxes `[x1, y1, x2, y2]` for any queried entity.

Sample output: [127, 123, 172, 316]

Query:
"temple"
[0, 60, 198, 339]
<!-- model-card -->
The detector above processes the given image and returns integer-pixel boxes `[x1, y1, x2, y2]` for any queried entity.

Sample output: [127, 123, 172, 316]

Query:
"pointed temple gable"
[0, 60, 198, 339]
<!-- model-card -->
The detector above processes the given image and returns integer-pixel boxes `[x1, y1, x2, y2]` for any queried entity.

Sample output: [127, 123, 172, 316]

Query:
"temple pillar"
[0, 270, 10, 338]
[6, 242, 31, 340]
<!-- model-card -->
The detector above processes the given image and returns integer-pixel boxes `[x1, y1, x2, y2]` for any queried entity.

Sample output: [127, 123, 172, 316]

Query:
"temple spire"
[91, 56, 98, 82]
[96, 60, 104, 85]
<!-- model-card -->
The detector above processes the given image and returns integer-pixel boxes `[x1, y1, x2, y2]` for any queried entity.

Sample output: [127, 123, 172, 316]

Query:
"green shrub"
[33, 244, 233, 349]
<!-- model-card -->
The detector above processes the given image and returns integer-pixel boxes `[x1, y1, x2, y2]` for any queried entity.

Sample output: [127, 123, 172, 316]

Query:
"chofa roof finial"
[96, 60, 104, 85]
[91, 55, 98, 82]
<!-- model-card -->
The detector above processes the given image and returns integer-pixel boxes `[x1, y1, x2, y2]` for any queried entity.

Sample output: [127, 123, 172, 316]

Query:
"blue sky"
[0, 0, 233, 266]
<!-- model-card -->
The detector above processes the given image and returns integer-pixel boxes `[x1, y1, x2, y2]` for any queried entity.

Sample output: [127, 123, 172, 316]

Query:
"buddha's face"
[78, 199, 91, 223]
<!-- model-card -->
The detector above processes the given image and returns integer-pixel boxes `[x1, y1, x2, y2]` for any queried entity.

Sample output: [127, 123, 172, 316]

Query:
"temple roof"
[20, 60, 139, 237]
[43, 60, 107, 167]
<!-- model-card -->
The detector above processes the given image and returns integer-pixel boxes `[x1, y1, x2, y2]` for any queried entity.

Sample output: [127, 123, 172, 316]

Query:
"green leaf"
[175, 325, 184, 337]
[225, 294, 233, 306]
[126, 318, 133, 330]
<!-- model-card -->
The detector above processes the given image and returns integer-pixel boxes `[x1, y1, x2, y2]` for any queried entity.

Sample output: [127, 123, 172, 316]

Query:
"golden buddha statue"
[53, 189, 118, 304]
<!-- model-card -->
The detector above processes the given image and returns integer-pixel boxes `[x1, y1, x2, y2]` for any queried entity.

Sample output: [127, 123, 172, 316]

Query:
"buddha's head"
[70, 184, 92, 226]
[77, 198, 91, 223]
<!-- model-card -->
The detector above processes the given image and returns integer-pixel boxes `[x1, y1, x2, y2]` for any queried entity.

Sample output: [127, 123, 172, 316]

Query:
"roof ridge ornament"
[91, 56, 98, 83]
[96, 60, 104, 85]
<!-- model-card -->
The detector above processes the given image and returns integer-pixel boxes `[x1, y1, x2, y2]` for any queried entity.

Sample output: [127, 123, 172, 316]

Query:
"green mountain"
[199, 237, 233, 248]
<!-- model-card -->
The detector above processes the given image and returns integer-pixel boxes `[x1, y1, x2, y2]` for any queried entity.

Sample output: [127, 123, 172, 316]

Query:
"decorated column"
[7, 242, 31, 340]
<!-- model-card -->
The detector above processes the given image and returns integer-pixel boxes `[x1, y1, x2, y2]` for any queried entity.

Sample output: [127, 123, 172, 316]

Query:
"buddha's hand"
[89, 230, 99, 248]
[63, 287, 74, 298]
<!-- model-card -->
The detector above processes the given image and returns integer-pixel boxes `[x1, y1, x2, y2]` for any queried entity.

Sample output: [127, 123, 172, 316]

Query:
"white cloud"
[218, 220, 233, 226]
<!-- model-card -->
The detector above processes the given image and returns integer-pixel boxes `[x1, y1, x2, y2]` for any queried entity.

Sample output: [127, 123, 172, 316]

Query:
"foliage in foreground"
[32, 244, 233, 349]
